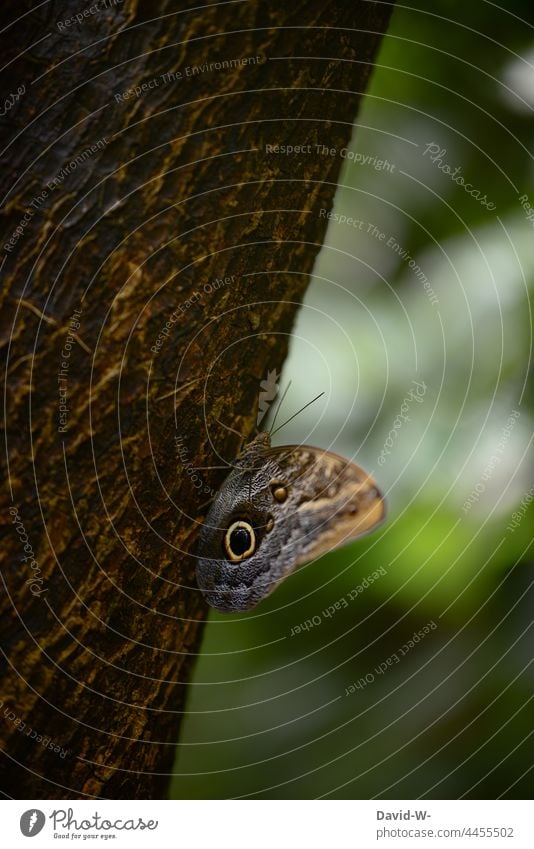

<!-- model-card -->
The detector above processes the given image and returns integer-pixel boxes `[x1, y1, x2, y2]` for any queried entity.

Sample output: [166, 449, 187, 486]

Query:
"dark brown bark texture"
[0, 0, 392, 799]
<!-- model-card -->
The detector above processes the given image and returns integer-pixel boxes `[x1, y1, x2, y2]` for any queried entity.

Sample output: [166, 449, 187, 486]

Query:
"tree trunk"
[0, 0, 393, 799]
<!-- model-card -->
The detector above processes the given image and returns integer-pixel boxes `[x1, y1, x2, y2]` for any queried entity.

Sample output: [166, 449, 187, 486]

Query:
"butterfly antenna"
[270, 392, 325, 437]
[268, 380, 292, 434]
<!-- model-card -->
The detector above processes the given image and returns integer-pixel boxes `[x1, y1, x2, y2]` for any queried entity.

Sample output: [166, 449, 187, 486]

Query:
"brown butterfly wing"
[196, 434, 386, 612]
[264, 443, 386, 567]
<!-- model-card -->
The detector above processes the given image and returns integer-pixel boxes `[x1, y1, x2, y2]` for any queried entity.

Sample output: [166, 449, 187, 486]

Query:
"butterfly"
[196, 396, 385, 612]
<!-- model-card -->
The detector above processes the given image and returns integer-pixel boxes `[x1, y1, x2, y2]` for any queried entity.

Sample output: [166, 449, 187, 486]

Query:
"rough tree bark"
[0, 1, 393, 799]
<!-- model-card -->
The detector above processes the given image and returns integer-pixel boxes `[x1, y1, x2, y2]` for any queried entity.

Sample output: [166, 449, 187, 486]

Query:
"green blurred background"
[172, 1, 533, 799]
